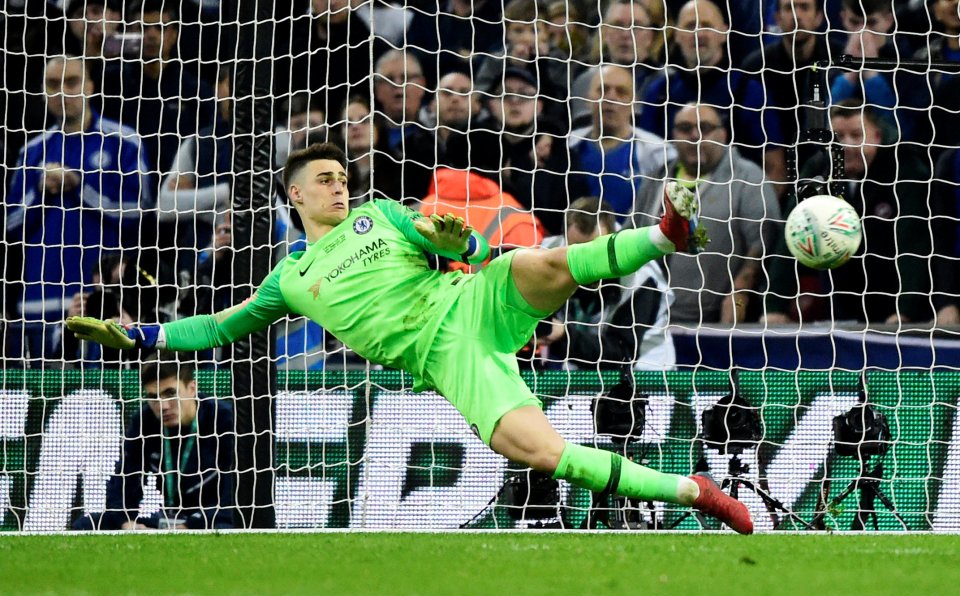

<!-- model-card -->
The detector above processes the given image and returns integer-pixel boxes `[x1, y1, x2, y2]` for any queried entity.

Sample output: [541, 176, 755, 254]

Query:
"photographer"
[64, 252, 179, 367]
[73, 357, 236, 531]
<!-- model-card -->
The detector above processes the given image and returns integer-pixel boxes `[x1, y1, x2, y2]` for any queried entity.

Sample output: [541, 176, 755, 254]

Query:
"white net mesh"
[1, 0, 958, 532]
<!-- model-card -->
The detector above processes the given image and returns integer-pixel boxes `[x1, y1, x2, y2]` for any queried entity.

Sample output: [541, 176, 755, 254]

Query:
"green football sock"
[565, 226, 668, 286]
[552, 442, 696, 505]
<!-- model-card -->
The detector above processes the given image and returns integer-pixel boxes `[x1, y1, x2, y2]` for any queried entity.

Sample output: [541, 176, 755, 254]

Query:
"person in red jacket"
[419, 130, 545, 268]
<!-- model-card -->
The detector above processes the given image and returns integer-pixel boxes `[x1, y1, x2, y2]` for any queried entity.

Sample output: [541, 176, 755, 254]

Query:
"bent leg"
[490, 405, 698, 506]
[510, 226, 669, 314]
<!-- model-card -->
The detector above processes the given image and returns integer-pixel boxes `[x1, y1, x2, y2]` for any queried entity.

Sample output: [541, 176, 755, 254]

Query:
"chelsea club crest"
[353, 216, 373, 235]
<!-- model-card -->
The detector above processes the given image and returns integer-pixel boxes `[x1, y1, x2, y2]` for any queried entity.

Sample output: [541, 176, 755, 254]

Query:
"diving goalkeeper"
[68, 142, 753, 534]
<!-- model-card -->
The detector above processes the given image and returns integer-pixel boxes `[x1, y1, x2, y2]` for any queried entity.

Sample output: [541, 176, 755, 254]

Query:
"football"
[785, 195, 863, 270]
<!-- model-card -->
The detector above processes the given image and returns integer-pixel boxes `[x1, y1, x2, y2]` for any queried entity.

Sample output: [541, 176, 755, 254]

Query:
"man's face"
[45, 58, 91, 124]
[313, 0, 351, 24]
[140, 10, 178, 61]
[675, 0, 728, 67]
[344, 101, 375, 153]
[435, 72, 478, 131]
[489, 76, 540, 130]
[776, 0, 822, 42]
[288, 110, 326, 151]
[935, 0, 960, 31]
[374, 56, 426, 122]
[144, 376, 198, 428]
[590, 66, 634, 134]
[289, 159, 350, 226]
[832, 113, 881, 177]
[567, 221, 610, 245]
[672, 105, 728, 173]
[506, 22, 538, 57]
[602, 2, 653, 65]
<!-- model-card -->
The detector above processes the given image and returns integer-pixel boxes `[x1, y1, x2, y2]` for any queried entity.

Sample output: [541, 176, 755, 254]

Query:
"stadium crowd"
[2, 0, 959, 374]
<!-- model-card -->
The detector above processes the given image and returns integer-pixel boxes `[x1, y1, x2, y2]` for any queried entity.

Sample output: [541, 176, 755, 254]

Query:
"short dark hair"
[841, 0, 892, 16]
[139, 0, 179, 19]
[140, 354, 194, 387]
[830, 98, 884, 129]
[567, 197, 617, 236]
[282, 142, 347, 189]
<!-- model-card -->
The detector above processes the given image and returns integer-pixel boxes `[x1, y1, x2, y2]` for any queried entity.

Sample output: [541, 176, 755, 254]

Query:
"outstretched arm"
[67, 260, 292, 351]
[374, 199, 490, 265]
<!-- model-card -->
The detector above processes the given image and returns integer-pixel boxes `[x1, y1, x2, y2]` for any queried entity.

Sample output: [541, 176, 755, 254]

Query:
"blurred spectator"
[73, 358, 236, 530]
[568, 65, 675, 220]
[276, 91, 328, 173]
[374, 49, 435, 201]
[419, 130, 546, 265]
[911, 0, 960, 151]
[631, 103, 780, 325]
[539, 197, 676, 370]
[640, 0, 787, 185]
[101, 0, 216, 178]
[63, 251, 179, 366]
[339, 95, 402, 205]
[425, 70, 481, 151]
[5, 55, 150, 362]
[931, 147, 960, 327]
[406, 0, 504, 88]
[158, 65, 234, 275]
[765, 101, 934, 325]
[474, 0, 575, 124]
[481, 68, 569, 235]
[542, 0, 592, 65]
[830, 0, 923, 142]
[744, 0, 842, 150]
[570, 0, 667, 126]
[62, 0, 122, 91]
[282, 0, 388, 124]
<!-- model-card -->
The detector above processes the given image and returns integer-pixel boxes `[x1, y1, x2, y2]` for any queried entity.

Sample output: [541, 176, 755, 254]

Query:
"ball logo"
[353, 216, 373, 235]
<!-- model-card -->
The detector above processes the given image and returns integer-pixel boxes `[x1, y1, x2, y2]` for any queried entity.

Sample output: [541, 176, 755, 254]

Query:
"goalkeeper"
[68, 142, 752, 534]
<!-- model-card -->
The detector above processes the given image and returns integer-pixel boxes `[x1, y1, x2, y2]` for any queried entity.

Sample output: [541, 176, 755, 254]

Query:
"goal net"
[1, 0, 958, 532]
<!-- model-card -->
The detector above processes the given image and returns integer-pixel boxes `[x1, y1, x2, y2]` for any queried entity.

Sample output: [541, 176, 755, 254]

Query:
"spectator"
[931, 147, 960, 327]
[570, 0, 667, 127]
[158, 65, 234, 275]
[73, 358, 236, 530]
[406, 0, 504, 88]
[373, 49, 435, 201]
[5, 55, 150, 362]
[640, 0, 787, 185]
[62, 0, 121, 91]
[339, 95, 402, 206]
[631, 103, 780, 325]
[63, 251, 179, 366]
[351, 0, 412, 46]
[744, 0, 842, 150]
[539, 197, 676, 370]
[482, 68, 569, 235]
[276, 91, 328, 173]
[474, 0, 575, 124]
[101, 0, 216, 177]
[764, 101, 934, 325]
[542, 0, 592, 66]
[419, 129, 546, 265]
[568, 64, 675, 220]
[830, 0, 923, 142]
[911, 0, 960, 151]
[426, 70, 481, 151]
[282, 0, 388, 121]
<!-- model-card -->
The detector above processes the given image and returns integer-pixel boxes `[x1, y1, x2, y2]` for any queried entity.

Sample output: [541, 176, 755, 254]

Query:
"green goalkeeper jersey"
[162, 200, 490, 388]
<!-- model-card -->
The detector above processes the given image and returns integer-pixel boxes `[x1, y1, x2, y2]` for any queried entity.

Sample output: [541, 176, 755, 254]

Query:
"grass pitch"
[1, 532, 958, 594]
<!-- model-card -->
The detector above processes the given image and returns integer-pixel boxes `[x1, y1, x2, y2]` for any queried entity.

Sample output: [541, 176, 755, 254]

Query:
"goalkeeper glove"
[65, 317, 163, 350]
[414, 213, 473, 256]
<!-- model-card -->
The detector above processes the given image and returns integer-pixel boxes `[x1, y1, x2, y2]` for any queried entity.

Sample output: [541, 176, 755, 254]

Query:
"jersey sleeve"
[373, 198, 490, 264]
[163, 260, 292, 350]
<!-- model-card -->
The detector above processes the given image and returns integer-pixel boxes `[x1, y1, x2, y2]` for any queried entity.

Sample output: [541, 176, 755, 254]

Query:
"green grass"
[1, 533, 958, 595]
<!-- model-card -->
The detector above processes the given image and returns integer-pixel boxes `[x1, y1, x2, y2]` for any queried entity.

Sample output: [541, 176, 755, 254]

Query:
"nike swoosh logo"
[299, 261, 314, 276]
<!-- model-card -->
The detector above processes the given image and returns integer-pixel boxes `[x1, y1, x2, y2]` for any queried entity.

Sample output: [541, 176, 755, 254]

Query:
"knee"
[526, 441, 566, 475]
[541, 248, 575, 288]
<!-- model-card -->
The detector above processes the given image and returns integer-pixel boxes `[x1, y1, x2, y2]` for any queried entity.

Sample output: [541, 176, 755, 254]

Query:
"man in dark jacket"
[73, 358, 236, 530]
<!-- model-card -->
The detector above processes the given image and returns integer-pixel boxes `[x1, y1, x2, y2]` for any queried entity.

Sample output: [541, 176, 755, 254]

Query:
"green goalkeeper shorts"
[421, 251, 550, 445]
